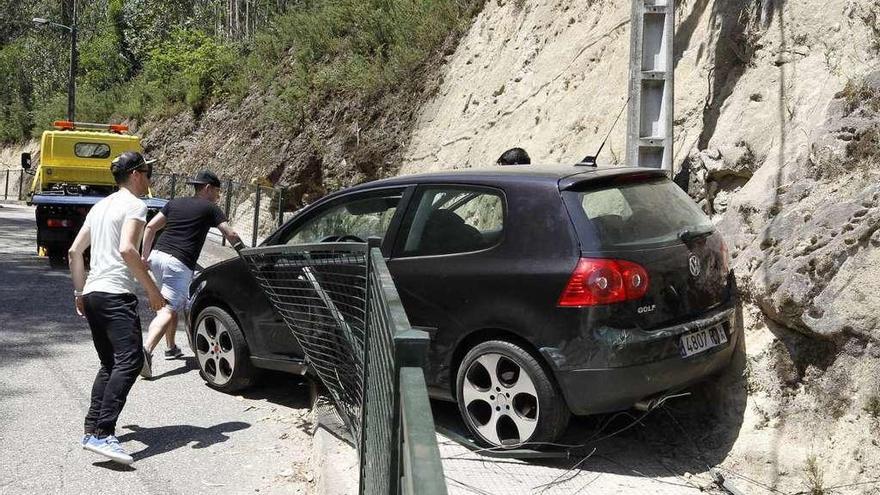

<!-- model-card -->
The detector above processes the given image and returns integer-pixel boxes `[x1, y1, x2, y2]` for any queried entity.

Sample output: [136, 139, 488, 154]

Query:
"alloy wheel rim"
[195, 315, 236, 386]
[461, 352, 539, 447]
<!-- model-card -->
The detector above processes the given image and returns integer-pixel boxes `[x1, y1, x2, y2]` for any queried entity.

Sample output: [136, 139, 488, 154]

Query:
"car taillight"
[46, 218, 72, 228]
[558, 258, 649, 307]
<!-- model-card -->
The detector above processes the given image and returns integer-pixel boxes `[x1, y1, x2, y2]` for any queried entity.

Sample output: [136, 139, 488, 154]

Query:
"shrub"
[803, 454, 826, 495]
[144, 28, 238, 111]
[241, 0, 481, 127]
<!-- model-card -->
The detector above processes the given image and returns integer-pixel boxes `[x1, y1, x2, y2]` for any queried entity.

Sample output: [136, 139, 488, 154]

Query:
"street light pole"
[68, 1, 77, 122]
[33, 4, 77, 122]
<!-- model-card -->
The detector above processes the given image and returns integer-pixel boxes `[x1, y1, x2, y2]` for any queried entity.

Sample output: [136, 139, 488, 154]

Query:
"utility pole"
[626, 0, 674, 174]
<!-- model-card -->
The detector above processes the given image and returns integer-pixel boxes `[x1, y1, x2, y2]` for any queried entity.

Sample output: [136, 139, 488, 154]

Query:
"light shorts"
[148, 250, 193, 313]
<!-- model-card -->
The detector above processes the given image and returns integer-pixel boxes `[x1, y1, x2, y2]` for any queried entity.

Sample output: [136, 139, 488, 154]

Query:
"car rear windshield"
[564, 177, 713, 249]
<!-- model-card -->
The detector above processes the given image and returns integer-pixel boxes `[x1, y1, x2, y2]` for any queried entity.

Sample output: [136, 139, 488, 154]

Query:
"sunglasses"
[135, 163, 153, 179]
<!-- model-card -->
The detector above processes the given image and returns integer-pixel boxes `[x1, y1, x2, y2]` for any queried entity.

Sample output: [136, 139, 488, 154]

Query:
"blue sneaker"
[84, 435, 133, 465]
[81, 434, 91, 448]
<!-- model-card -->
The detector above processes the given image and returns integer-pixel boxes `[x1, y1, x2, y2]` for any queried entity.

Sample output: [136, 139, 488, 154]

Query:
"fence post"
[222, 179, 233, 247]
[170, 174, 177, 199]
[4, 170, 9, 200]
[18, 170, 24, 200]
[358, 239, 381, 494]
[277, 189, 284, 228]
[252, 186, 262, 247]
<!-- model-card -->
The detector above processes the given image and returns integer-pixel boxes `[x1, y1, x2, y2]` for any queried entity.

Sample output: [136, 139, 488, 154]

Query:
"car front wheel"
[193, 305, 257, 392]
[456, 340, 570, 448]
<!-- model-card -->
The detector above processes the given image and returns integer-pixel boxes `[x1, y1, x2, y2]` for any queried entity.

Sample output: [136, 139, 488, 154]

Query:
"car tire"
[456, 340, 570, 448]
[193, 305, 258, 392]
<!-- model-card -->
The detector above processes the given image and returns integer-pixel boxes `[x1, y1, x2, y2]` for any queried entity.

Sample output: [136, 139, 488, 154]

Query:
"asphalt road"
[0, 203, 314, 495]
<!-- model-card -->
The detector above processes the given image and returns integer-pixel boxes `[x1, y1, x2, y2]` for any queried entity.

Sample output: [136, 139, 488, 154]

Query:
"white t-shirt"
[83, 188, 148, 295]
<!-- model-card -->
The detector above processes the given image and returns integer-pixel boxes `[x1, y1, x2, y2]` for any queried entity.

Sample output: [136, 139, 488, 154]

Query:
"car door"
[249, 187, 412, 358]
[386, 185, 507, 397]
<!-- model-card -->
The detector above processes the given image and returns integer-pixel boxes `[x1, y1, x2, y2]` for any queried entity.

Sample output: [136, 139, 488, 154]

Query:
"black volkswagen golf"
[185, 166, 738, 448]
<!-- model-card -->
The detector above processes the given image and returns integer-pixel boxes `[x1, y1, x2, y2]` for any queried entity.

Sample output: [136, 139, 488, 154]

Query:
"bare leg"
[145, 307, 176, 353]
[164, 313, 179, 349]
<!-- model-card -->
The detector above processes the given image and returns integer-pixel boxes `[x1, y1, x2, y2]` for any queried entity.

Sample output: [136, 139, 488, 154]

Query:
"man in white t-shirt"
[68, 151, 165, 465]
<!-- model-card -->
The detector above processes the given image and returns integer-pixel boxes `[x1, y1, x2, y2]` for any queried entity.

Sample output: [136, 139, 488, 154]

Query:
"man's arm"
[217, 221, 245, 251]
[120, 218, 165, 311]
[141, 212, 167, 262]
[68, 224, 91, 317]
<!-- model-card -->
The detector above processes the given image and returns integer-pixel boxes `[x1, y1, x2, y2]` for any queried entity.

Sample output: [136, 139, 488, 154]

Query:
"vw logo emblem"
[688, 255, 701, 277]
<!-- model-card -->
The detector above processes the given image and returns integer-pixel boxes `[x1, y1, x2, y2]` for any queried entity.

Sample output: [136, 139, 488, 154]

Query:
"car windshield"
[568, 178, 713, 248]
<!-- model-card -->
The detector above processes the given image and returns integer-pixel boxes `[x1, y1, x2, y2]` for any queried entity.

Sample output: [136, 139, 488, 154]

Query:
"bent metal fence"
[239, 240, 446, 495]
[151, 172, 284, 248]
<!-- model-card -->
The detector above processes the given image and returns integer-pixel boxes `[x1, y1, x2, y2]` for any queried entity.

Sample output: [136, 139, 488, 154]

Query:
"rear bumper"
[556, 309, 739, 415]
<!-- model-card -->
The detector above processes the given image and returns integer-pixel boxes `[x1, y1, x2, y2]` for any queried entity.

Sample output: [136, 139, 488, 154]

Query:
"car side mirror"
[21, 152, 32, 171]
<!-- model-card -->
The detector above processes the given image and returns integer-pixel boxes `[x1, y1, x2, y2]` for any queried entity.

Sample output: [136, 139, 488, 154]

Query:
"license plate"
[679, 326, 728, 357]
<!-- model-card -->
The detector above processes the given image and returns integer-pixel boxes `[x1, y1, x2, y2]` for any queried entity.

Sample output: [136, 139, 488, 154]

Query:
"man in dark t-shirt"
[140, 170, 243, 377]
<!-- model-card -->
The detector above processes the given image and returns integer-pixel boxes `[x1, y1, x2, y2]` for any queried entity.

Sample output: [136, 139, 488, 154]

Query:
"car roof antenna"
[577, 96, 630, 167]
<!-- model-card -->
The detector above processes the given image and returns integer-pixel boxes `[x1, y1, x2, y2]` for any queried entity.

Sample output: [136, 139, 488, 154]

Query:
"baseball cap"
[110, 151, 155, 176]
[186, 170, 222, 188]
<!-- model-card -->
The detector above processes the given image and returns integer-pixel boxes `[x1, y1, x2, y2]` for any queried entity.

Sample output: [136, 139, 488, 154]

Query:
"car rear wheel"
[193, 306, 258, 392]
[456, 340, 570, 448]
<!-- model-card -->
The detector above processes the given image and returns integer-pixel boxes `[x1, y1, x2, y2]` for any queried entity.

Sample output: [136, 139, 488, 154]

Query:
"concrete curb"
[310, 396, 359, 494]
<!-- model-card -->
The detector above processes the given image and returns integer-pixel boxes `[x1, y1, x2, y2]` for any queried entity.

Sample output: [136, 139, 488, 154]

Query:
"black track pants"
[82, 292, 144, 437]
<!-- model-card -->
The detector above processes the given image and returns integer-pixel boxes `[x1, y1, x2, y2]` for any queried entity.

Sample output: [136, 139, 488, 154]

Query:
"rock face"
[398, 0, 880, 490]
[720, 80, 880, 342]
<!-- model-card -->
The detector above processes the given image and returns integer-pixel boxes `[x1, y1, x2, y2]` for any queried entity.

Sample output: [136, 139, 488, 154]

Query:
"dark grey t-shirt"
[155, 197, 226, 270]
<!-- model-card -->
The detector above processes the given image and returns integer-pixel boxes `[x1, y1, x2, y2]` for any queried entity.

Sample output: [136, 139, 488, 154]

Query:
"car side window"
[400, 187, 504, 256]
[283, 193, 402, 245]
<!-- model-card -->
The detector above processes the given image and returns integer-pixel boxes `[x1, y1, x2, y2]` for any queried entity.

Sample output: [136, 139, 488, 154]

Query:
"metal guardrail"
[1, 169, 27, 201]
[152, 172, 285, 247]
[239, 240, 446, 495]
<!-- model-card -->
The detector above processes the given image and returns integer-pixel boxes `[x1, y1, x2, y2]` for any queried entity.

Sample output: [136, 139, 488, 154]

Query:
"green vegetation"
[0, 0, 481, 142]
[802, 454, 827, 495]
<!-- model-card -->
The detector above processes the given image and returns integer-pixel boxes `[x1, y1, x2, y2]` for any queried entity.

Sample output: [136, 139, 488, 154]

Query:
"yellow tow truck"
[21, 120, 166, 265]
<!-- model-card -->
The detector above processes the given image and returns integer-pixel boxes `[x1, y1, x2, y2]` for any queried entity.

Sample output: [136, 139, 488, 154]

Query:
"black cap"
[186, 170, 221, 188]
[110, 151, 155, 174]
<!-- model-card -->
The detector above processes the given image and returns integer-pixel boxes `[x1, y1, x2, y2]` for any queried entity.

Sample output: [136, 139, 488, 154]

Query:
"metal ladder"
[626, 0, 675, 173]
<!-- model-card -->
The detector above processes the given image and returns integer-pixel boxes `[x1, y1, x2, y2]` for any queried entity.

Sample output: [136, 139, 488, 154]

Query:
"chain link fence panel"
[240, 242, 446, 495]
[152, 173, 285, 247]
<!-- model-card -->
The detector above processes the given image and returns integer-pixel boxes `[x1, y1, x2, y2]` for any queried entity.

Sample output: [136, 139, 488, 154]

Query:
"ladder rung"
[639, 138, 665, 147]
[644, 6, 666, 14]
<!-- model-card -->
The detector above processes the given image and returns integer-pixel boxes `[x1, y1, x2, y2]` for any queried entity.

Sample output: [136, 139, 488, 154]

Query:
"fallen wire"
[533, 447, 597, 493]
[712, 466, 789, 495]
[444, 476, 497, 495]
[660, 405, 788, 495]
[595, 454, 707, 491]
[570, 473, 604, 495]
[446, 405, 662, 460]
[789, 479, 880, 495]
